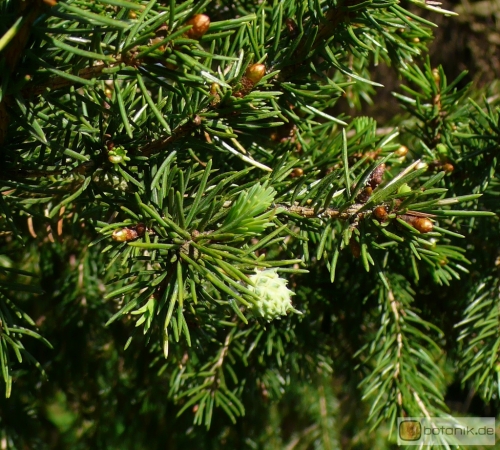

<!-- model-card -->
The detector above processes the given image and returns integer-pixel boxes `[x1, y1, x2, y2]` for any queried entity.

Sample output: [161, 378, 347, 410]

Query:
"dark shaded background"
[357, 0, 500, 122]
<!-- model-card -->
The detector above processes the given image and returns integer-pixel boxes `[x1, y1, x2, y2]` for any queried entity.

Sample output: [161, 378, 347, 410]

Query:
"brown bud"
[357, 186, 373, 203]
[112, 228, 138, 242]
[365, 149, 381, 161]
[432, 68, 440, 84]
[112, 223, 145, 242]
[135, 223, 146, 237]
[400, 215, 433, 233]
[350, 239, 361, 258]
[373, 206, 388, 221]
[210, 83, 219, 96]
[369, 164, 386, 189]
[290, 168, 303, 178]
[245, 64, 266, 84]
[285, 18, 298, 37]
[186, 14, 210, 39]
[128, 10, 137, 19]
[209, 83, 220, 106]
[413, 217, 433, 233]
[395, 145, 408, 157]
[442, 163, 454, 173]
[150, 37, 165, 52]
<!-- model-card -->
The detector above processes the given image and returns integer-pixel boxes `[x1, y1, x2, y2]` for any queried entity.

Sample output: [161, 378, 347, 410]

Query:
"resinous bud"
[413, 217, 433, 233]
[245, 64, 266, 84]
[373, 206, 388, 221]
[112, 228, 137, 242]
[395, 145, 408, 157]
[432, 68, 441, 84]
[442, 163, 454, 173]
[186, 14, 210, 39]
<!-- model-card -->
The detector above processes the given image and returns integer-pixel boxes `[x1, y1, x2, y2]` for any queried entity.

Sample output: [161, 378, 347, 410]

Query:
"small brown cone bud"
[365, 149, 381, 161]
[209, 83, 220, 106]
[395, 145, 408, 157]
[186, 14, 210, 39]
[373, 206, 388, 221]
[442, 163, 454, 173]
[285, 18, 298, 37]
[350, 239, 361, 258]
[291, 168, 303, 178]
[432, 68, 440, 84]
[357, 186, 373, 203]
[369, 164, 386, 189]
[413, 217, 433, 233]
[245, 64, 266, 84]
[210, 83, 219, 96]
[135, 223, 146, 237]
[112, 223, 145, 242]
[150, 36, 165, 52]
[112, 228, 138, 242]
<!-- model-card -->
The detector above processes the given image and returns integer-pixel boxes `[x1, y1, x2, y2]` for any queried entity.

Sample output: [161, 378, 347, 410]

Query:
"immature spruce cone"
[247, 269, 299, 321]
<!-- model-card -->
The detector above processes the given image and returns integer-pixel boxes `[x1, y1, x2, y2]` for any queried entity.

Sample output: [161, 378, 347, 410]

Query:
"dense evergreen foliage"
[0, 0, 499, 448]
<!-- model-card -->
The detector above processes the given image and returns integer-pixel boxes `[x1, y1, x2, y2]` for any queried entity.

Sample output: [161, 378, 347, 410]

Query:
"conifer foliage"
[0, 0, 499, 447]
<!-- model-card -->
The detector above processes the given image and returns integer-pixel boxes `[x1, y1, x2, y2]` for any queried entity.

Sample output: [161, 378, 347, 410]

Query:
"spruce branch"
[1, 0, 500, 444]
[358, 275, 447, 432]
